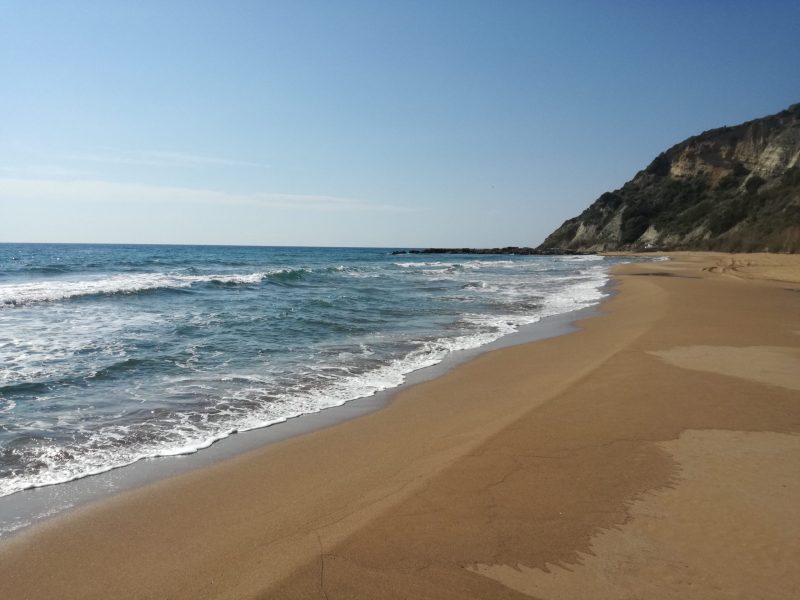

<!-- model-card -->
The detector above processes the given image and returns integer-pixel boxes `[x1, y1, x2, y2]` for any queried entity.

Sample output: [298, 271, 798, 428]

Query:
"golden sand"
[1, 252, 799, 599]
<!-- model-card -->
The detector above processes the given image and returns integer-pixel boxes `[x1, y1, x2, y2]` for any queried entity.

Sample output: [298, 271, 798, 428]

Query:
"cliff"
[538, 103, 800, 253]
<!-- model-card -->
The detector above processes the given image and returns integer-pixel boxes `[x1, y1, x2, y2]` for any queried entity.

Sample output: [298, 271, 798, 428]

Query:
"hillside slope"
[539, 103, 800, 253]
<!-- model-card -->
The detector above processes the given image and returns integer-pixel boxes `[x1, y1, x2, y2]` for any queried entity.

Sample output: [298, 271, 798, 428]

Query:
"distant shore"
[1, 252, 799, 599]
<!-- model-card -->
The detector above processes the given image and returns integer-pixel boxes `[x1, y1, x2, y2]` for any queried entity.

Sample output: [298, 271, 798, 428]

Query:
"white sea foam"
[542, 269, 608, 314]
[0, 264, 613, 500]
[559, 255, 604, 262]
[395, 259, 517, 269]
[394, 261, 460, 269]
[0, 499, 76, 538]
[0, 251, 636, 506]
[462, 259, 517, 268]
[0, 271, 280, 307]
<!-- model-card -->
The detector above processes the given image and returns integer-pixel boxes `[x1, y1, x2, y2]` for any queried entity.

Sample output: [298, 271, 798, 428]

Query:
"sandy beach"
[1, 252, 799, 599]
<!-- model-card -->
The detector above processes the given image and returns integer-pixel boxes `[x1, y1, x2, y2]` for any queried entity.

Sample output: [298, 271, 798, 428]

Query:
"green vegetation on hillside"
[539, 104, 800, 253]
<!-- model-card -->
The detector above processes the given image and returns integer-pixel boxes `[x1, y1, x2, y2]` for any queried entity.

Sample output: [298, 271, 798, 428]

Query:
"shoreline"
[0, 275, 612, 540]
[2, 252, 799, 599]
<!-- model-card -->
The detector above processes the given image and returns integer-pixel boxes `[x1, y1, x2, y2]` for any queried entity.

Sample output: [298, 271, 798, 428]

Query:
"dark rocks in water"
[419, 247, 541, 255]
[391, 247, 592, 256]
[538, 102, 800, 253]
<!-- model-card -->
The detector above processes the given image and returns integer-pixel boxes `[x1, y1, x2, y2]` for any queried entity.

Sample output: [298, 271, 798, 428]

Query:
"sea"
[0, 243, 633, 518]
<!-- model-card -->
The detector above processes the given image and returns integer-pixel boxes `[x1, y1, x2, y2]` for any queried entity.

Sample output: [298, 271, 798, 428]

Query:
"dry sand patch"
[469, 429, 800, 600]
[650, 345, 800, 391]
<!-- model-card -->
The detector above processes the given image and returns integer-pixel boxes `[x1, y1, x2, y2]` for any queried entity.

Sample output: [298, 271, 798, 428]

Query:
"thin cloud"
[0, 165, 88, 178]
[142, 150, 263, 168]
[0, 177, 418, 213]
[52, 149, 266, 169]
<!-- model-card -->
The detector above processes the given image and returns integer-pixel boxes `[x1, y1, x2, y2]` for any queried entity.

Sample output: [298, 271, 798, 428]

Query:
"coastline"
[1, 252, 799, 599]
[0, 292, 605, 540]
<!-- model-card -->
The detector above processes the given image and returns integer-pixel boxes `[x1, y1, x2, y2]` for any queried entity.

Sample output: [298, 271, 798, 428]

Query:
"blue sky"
[1, 1, 798, 247]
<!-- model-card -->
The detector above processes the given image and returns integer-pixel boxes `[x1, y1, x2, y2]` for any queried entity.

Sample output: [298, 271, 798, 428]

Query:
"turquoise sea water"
[0, 244, 620, 500]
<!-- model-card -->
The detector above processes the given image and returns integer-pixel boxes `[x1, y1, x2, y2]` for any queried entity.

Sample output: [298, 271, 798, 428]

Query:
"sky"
[1, 1, 799, 247]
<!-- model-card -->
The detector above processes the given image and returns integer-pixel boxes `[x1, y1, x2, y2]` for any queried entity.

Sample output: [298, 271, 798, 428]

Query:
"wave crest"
[0, 271, 281, 307]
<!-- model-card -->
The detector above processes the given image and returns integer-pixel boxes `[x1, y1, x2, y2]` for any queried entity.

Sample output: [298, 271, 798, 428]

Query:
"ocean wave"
[394, 261, 457, 268]
[24, 265, 74, 275]
[85, 357, 166, 382]
[267, 268, 311, 285]
[0, 270, 299, 307]
[394, 259, 517, 269]
[0, 312, 539, 497]
[462, 259, 517, 268]
[559, 255, 604, 262]
[0, 265, 612, 499]
[0, 380, 51, 397]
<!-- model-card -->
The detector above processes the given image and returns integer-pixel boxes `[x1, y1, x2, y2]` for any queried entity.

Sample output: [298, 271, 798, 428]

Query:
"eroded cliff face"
[539, 103, 800, 253]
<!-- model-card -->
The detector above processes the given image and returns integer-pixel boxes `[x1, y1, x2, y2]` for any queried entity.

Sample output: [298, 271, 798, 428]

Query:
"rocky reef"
[538, 103, 800, 253]
[390, 247, 590, 256]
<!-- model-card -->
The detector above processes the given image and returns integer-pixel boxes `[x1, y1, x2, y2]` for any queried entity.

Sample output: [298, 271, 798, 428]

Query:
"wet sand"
[1, 252, 799, 599]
